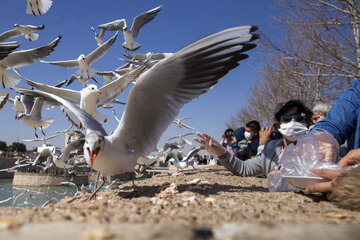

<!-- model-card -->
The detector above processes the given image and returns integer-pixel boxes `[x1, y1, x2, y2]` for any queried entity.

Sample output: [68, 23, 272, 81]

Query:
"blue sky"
[0, 0, 279, 151]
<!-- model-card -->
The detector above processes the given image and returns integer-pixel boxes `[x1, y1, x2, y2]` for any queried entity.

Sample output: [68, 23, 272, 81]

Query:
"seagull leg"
[83, 176, 106, 201]
[41, 127, 46, 136]
[34, 128, 38, 138]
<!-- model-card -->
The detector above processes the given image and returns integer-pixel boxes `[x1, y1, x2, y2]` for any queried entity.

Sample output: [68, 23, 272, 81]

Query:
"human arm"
[194, 132, 265, 176]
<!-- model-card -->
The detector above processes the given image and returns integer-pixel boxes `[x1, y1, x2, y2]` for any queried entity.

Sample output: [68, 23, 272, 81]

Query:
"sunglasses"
[281, 113, 306, 123]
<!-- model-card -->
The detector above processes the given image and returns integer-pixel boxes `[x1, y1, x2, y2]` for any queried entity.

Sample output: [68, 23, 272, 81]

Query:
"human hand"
[194, 132, 227, 157]
[259, 126, 273, 146]
[305, 169, 344, 199]
[338, 148, 360, 167]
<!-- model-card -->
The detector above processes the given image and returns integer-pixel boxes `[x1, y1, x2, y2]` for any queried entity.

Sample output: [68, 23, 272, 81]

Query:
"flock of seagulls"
[0, 3, 259, 199]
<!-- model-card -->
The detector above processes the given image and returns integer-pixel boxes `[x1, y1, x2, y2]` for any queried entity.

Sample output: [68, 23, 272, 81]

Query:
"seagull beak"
[87, 147, 100, 167]
[96, 90, 102, 94]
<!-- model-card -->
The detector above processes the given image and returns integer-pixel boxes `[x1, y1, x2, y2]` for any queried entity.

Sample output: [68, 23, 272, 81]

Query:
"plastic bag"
[267, 131, 341, 192]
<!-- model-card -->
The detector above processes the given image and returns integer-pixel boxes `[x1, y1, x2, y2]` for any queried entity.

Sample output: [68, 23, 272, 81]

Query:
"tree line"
[228, 0, 359, 128]
[0, 141, 26, 152]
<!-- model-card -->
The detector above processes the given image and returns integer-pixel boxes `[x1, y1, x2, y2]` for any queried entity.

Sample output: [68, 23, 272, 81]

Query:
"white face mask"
[244, 131, 252, 141]
[278, 121, 308, 141]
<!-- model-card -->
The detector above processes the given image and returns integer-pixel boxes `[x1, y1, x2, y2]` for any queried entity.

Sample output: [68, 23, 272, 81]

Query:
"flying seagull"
[0, 24, 45, 42]
[26, 0, 53, 16]
[41, 32, 117, 82]
[14, 26, 259, 199]
[94, 5, 162, 51]
[173, 117, 194, 130]
[21, 64, 146, 123]
[17, 97, 54, 138]
[0, 35, 61, 88]
[23, 133, 60, 145]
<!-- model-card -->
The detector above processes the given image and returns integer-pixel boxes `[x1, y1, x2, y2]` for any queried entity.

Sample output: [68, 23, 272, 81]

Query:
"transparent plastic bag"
[268, 131, 341, 192]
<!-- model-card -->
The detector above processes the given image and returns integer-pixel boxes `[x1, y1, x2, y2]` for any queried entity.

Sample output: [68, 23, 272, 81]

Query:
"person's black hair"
[274, 100, 313, 123]
[224, 128, 234, 135]
[245, 121, 261, 132]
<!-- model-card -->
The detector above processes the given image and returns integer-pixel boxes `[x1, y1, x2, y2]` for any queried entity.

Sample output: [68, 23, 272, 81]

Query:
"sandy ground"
[0, 165, 359, 239]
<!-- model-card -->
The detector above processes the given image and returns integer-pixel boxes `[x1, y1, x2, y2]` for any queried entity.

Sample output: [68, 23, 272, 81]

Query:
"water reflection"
[0, 179, 98, 207]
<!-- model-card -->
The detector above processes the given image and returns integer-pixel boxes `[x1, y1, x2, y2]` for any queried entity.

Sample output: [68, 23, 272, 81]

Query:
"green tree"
[8, 142, 27, 152]
[0, 141, 7, 151]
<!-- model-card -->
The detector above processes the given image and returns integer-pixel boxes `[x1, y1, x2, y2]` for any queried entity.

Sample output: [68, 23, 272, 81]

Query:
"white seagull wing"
[111, 26, 259, 156]
[98, 19, 126, 32]
[0, 29, 21, 42]
[25, 79, 81, 104]
[131, 5, 162, 38]
[86, 32, 118, 65]
[0, 42, 20, 60]
[0, 91, 9, 110]
[0, 35, 61, 69]
[13, 88, 107, 135]
[97, 64, 146, 106]
[20, 94, 34, 114]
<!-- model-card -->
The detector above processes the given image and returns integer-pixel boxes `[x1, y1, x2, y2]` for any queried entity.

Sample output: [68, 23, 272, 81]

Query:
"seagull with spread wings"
[173, 117, 194, 130]
[93, 5, 161, 51]
[23, 64, 145, 123]
[41, 33, 117, 84]
[17, 97, 54, 138]
[14, 26, 259, 199]
[0, 24, 45, 42]
[23, 133, 60, 146]
[0, 35, 61, 88]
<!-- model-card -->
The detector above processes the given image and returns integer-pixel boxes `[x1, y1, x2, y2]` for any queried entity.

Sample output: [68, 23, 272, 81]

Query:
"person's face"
[280, 106, 307, 125]
[225, 131, 234, 141]
[245, 127, 257, 139]
[312, 111, 325, 124]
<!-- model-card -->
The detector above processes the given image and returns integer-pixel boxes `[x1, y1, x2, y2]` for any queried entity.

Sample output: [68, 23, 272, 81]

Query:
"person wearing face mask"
[244, 120, 261, 157]
[194, 100, 313, 177]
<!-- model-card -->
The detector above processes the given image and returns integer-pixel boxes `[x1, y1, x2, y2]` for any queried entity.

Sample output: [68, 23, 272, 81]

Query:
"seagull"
[169, 151, 197, 170]
[26, 0, 53, 16]
[95, 5, 162, 51]
[123, 52, 173, 61]
[22, 64, 145, 123]
[23, 133, 60, 145]
[0, 35, 61, 88]
[91, 27, 105, 46]
[40, 32, 117, 82]
[0, 24, 45, 42]
[14, 26, 259, 199]
[168, 133, 196, 147]
[17, 97, 54, 138]
[8, 95, 25, 118]
[54, 138, 85, 168]
[0, 91, 9, 110]
[0, 42, 20, 60]
[53, 124, 73, 135]
[64, 74, 100, 87]
[173, 117, 194, 130]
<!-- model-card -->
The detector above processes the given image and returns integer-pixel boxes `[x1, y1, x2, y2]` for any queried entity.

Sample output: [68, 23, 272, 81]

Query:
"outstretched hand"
[194, 132, 227, 157]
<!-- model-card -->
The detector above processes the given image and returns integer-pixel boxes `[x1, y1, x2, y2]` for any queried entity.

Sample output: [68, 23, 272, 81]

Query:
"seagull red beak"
[87, 147, 100, 167]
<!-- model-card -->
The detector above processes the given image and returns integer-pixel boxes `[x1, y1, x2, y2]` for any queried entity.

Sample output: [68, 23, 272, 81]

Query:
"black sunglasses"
[281, 113, 306, 123]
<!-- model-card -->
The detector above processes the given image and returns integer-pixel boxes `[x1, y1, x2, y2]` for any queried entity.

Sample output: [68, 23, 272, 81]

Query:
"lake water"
[0, 179, 98, 207]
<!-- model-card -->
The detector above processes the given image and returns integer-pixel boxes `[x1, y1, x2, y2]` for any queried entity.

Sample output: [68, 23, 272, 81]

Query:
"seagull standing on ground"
[15, 26, 259, 200]
[0, 24, 45, 42]
[0, 35, 61, 88]
[94, 5, 162, 51]
[41, 33, 117, 85]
